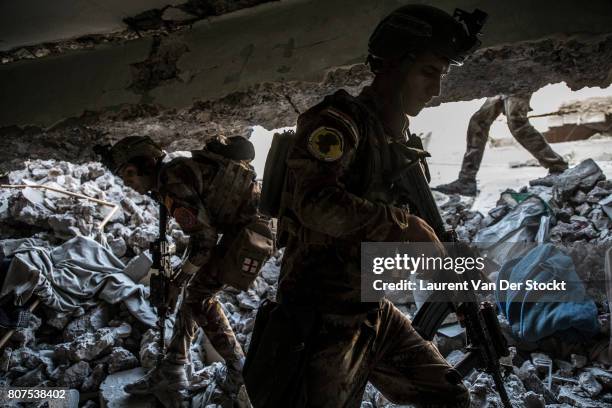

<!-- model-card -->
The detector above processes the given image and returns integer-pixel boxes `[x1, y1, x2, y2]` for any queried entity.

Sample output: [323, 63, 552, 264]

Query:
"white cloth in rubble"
[0, 236, 156, 326]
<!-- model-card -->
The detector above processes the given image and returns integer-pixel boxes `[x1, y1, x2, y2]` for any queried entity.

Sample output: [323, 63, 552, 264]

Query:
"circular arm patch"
[307, 127, 344, 162]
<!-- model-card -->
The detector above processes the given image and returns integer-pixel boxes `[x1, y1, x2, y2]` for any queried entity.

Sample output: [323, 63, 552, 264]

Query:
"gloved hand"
[385, 208, 447, 280]
[402, 214, 442, 244]
[386, 207, 445, 249]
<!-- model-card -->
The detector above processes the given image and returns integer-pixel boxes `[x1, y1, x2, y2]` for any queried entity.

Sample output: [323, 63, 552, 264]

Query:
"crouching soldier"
[96, 136, 273, 405]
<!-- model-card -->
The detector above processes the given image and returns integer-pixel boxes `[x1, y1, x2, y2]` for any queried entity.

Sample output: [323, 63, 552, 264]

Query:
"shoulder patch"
[324, 107, 360, 144]
[307, 127, 344, 162]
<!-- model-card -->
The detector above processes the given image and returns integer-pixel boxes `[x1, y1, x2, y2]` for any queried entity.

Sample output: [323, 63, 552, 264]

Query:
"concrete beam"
[1, 0, 611, 128]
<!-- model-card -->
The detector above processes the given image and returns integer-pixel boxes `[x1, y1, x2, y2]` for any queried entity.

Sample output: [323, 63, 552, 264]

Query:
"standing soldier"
[97, 136, 272, 406]
[434, 93, 569, 196]
[247, 5, 486, 407]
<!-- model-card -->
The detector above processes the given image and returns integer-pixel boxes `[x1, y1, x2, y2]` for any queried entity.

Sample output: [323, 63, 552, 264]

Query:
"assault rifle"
[150, 201, 174, 366]
[388, 138, 512, 408]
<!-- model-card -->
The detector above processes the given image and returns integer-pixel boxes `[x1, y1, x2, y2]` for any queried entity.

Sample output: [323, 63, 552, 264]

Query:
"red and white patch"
[242, 257, 260, 275]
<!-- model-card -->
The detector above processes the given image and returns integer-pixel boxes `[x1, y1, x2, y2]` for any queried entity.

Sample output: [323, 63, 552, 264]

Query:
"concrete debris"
[107, 347, 139, 374]
[579, 371, 604, 398]
[517, 361, 558, 404]
[139, 329, 161, 370]
[54, 326, 125, 363]
[12, 365, 46, 387]
[586, 368, 612, 390]
[63, 304, 109, 341]
[81, 363, 107, 393]
[552, 159, 605, 202]
[1, 157, 611, 407]
[555, 359, 575, 377]
[469, 373, 504, 407]
[523, 390, 546, 408]
[542, 97, 612, 143]
[0, 159, 179, 256]
[99, 367, 157, 408]
[571, 354, 588, 370]
[557, 385, 607, 407]
[10, 313, 41, 348]
[236, 291, 260, 311]
[58, 361, 91, 389]
[445, 349, 466, 367]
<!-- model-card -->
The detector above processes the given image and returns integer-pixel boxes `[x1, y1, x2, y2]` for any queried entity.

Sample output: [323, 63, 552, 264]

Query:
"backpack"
[194, 137, 274, 290]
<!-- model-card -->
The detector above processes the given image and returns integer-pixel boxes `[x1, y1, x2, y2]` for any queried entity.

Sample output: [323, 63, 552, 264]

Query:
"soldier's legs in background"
[457, 96, 505, 181]
[369, 300, 469, 408]
[436, 97, 504, 196]
[505, 95, 568, 172]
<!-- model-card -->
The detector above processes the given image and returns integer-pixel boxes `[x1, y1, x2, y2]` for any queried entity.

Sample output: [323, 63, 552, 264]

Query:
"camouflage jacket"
[277, 87, 417, 310]
[156, 150, 260, 273]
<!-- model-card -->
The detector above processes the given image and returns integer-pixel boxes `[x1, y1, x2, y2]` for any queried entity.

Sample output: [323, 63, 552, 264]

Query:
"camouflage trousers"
[304, 299, 469, 408]
[458, 94, 568, 181]
[164, 270, 245, 379]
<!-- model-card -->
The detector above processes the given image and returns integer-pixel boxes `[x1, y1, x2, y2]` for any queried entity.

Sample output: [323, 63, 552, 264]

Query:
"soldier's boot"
[124, 362, 189, 396]
[220, 358, 245, 396]
[433, 177, 477, 196]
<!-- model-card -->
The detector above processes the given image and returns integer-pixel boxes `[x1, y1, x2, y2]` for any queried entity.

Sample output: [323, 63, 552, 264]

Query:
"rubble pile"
[437, 159, 612, 291]
[1, 158, 612, 407]
[417, 159, 612, 408]
[1, 303, 139, 402]
[362, 347, 612, 408]
[0, 159, 192, 256]
[434, 159, 610, 242]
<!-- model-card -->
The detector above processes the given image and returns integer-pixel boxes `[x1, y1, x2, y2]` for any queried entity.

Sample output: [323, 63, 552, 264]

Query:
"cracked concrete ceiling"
[0, 0, 611, 168]
[0, 0, 181, 51]
[0, 0, 273, 51]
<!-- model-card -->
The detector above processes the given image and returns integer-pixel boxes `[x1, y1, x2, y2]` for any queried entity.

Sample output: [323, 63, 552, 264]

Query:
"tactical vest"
[190, 149, 257, 226]
[159, 149, 273, 291]
[278, 90, 429, 246]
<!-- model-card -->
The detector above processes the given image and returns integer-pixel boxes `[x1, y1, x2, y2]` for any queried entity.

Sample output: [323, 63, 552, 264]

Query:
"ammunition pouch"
[215, 218, 275, 291]
[244, 299, 318, 408]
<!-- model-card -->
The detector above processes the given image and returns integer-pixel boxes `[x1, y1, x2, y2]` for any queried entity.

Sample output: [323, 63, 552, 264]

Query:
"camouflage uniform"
[129, 151, 260, 395]
[276, 87, 469, 408]
[458, 94, 568, 181]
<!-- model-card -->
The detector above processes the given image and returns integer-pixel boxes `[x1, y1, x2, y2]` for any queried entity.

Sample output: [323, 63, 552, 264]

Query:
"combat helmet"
[94, 136, 164, 174]
[368, 5, 487, 67]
